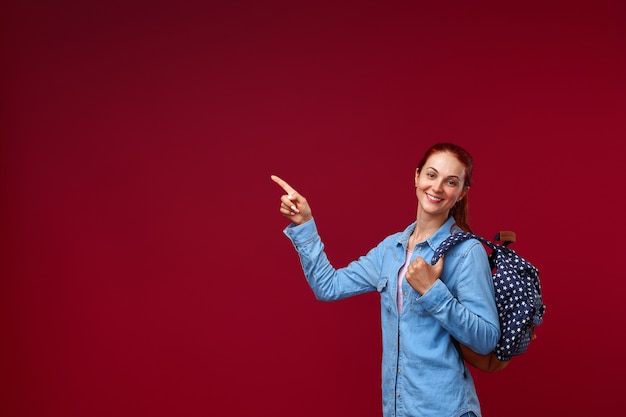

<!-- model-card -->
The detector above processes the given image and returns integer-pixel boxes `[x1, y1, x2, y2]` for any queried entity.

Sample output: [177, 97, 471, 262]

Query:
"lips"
[426, 193, 443, 203]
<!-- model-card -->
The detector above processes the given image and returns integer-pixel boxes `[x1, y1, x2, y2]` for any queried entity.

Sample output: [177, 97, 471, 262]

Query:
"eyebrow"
[425, 166, 461, 180]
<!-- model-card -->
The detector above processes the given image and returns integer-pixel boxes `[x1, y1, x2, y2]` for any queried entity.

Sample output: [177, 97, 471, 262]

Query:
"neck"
[411, 212, 448, 244]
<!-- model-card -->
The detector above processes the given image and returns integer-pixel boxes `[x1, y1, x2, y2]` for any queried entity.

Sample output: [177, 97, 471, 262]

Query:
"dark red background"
[2, 1, 625, 416]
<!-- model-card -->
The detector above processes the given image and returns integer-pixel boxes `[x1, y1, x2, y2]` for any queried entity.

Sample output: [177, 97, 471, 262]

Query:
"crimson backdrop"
[2, 1, 625, 416]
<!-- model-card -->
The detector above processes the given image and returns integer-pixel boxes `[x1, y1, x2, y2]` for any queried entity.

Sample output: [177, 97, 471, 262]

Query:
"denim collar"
[398, 216, 459, 252]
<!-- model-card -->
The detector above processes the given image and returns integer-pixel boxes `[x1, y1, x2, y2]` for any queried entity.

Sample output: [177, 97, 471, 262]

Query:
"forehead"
[423, 151, 466, 177]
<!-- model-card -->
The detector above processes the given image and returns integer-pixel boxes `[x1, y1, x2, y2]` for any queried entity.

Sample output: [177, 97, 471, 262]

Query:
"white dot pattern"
[432, 232, 546, 362]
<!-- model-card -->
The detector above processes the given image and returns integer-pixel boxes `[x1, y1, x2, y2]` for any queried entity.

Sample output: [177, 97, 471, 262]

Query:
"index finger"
[270, 174, 297, 196]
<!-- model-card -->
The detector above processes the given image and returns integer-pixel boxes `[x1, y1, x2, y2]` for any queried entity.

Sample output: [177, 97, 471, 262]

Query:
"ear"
[414, 168, 420, 186]
[458, 187, 470, 202]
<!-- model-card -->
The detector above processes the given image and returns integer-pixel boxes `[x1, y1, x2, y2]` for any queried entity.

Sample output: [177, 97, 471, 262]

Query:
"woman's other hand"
[271, 175, 313, 226]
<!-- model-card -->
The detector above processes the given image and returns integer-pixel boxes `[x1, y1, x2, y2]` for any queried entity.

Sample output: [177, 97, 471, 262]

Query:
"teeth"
[427, 194, 442, 202]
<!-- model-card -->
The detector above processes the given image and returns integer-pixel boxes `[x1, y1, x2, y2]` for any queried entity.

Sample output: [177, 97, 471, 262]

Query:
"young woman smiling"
[271, 143, 499, 417]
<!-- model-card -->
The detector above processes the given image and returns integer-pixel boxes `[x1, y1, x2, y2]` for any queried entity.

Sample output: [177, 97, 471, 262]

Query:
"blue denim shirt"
[284, 216, 500, 417]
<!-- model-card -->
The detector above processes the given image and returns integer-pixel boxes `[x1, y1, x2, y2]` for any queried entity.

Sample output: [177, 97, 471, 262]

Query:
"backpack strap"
[432, 231, 494, 265]
[432, 231, 508, 271]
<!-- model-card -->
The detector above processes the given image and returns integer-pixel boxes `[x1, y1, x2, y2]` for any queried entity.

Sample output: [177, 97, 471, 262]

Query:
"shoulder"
[376, 230, 406, 252]
[446, 236, 487, 258]
[434, 233, 490, 270]
[440, 236, 492, 284]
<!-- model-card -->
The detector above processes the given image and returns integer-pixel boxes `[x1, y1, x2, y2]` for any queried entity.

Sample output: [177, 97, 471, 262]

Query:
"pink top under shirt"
[397, 249, 413, 314]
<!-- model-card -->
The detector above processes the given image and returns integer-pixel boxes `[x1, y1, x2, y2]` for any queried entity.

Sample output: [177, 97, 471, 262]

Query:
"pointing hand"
[271, 175, 313, 225]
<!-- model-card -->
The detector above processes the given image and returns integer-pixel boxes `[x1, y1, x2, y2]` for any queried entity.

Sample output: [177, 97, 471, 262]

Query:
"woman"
[271, 143, 499, 417]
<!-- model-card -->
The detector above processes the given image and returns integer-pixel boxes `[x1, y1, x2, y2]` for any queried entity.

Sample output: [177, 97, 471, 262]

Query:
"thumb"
[433, 255, 444, 278]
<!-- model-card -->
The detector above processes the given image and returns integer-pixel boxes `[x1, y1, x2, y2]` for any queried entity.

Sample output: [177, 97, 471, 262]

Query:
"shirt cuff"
[415, 279, 450, 313]
[283, 218, 318, 245]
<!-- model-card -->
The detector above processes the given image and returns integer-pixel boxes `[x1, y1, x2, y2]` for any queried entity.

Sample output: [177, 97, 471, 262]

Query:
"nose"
[431, 180, 444, 192]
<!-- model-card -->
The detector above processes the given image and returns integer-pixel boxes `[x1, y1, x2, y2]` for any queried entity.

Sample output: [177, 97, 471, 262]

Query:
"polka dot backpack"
[432, 231, 546, 372]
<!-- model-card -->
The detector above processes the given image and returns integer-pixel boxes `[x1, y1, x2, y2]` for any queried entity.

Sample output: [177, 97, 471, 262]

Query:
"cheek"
[416, 184, 429, 197]
[446, 187, 464, 201]
[416, 178, 429, 191]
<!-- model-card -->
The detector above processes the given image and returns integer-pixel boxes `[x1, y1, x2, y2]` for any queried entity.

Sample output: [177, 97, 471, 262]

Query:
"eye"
[427, 172, 436, 179]
[446, 179, 459, 187]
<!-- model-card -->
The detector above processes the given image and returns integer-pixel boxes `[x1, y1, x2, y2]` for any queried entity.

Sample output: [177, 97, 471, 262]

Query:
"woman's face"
[415, 151, 468, 218]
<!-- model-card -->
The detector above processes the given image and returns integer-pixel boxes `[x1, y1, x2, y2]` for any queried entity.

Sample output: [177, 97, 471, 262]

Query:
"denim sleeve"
[284, 219, 383, 301]
[416, 241, 500, 355]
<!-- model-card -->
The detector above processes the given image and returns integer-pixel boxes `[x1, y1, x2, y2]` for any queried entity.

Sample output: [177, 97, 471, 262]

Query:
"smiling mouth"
[426, 193, 443, 203]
